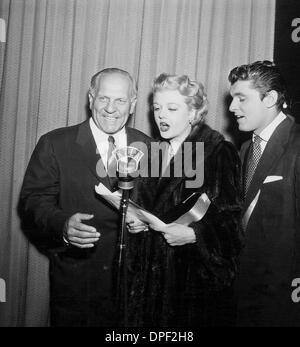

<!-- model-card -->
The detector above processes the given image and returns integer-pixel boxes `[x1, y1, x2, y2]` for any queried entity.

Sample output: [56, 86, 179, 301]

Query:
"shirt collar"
[169, 126, 191, 155]
[253, 111, 286, 143]
[89, 117, 127, 147]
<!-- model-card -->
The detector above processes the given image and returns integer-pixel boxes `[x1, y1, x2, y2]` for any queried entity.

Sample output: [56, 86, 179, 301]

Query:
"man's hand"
[126, 216, 149, 233]
[64, 213, 100, 248]
[150, 223, 196, 246]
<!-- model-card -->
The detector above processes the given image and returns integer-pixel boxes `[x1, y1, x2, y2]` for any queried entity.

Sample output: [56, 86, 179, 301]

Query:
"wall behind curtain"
[0, 0, 275, 326]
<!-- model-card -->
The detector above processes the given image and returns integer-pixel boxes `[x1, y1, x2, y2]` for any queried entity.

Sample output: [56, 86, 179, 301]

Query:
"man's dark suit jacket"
[20, 119, 152, 327]
[236, 116, 300, 326]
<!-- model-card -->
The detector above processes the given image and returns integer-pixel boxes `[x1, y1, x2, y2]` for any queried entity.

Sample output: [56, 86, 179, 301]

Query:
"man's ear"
[130, 97, 137, 114]
[88, 93, 94, 108]
[263, 90, 278, 108]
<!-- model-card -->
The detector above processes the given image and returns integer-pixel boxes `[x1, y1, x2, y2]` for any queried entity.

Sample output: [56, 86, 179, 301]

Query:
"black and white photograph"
[0, 0, 300, 334]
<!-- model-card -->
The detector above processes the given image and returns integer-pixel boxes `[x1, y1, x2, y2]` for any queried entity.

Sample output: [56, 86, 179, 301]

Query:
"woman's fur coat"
[128, 123, 243, 327]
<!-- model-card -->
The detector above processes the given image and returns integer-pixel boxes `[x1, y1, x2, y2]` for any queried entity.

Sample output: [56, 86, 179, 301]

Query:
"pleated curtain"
[0, 0, 275, 326]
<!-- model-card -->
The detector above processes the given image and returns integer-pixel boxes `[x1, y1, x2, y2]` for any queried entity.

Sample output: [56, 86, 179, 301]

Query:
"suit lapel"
[240, 139, 251, 192]
[76, 119, 111, 189]
[243, 117, 293, 213]
[126, 127, 149, 148]
[126, 127, 136, 146]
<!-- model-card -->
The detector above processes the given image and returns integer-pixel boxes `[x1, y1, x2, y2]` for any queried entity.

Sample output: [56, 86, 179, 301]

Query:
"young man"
[229, 60, 300, 326]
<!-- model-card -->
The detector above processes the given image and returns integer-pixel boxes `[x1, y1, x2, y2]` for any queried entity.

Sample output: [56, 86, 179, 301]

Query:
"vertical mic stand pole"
[117, 177, 133, 327]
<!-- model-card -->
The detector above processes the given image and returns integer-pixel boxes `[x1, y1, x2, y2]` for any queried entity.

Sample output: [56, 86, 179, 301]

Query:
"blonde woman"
[128, 73, 242, 327]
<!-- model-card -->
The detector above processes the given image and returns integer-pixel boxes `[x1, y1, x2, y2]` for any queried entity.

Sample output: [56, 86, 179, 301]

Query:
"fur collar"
[154, 123, 225, 213]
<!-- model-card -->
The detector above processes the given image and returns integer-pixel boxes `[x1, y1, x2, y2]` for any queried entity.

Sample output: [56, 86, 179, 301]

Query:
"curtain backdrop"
[0, 0, 275, 326]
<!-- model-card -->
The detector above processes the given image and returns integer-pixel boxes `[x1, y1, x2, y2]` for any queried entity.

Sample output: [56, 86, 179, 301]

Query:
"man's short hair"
[228, 60, 289, 112]
[89, 67, 137, 98]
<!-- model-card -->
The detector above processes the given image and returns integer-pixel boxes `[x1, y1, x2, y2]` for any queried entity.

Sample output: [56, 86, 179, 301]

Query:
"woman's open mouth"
[159, 122, 170, 132]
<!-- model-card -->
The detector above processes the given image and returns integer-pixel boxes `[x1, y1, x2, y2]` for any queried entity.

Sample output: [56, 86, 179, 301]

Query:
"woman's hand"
[150, 223, 196, 246]
[126, 216, 149, 234]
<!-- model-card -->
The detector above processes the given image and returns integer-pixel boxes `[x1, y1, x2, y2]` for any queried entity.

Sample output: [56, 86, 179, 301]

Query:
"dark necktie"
[244, 134, 263, 195]
[107, 135, 118, 190]
[107, 135, 116, 168]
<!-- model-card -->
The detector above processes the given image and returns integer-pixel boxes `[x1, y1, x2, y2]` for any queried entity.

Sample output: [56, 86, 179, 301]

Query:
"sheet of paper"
[95, 183, 166, 228]
[95, 183, 211, 229]
[174, 193, 211, 225]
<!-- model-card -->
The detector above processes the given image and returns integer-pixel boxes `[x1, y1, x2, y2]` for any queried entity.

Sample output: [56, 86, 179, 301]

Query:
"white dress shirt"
[168, 126, 192, 159]
[89, 118, 127, 170]
[253, 111, 286, 154]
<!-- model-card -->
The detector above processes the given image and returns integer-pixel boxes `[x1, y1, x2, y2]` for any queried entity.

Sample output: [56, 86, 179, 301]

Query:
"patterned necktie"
[244, 134, 263, 195]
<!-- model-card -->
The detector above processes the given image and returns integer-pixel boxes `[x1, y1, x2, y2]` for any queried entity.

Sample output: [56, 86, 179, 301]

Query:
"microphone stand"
[116, 175, 134, 327]
[112, 146, 144, 326]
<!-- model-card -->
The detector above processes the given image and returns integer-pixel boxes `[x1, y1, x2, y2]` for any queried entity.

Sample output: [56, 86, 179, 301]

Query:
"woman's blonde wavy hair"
[153, 73, 208, 126]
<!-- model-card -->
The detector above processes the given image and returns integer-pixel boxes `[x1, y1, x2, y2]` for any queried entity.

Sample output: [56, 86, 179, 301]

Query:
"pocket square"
[263, 175, 283, 184]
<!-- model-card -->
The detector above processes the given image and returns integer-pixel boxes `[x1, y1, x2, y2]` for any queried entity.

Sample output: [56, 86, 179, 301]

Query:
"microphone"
[113, 146, 144, 192]
[112, 146, 144, 326]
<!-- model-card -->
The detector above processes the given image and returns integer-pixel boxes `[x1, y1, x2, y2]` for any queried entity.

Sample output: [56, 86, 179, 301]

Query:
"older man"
[20, 68, 152, 326]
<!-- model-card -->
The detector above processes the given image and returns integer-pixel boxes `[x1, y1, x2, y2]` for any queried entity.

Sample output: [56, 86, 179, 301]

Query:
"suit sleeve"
[189, 141, 243, 289]
[20, 134, 71, 249]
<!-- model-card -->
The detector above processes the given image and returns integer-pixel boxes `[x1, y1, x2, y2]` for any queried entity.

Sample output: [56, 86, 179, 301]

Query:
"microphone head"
[113, 146, 144, 189]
